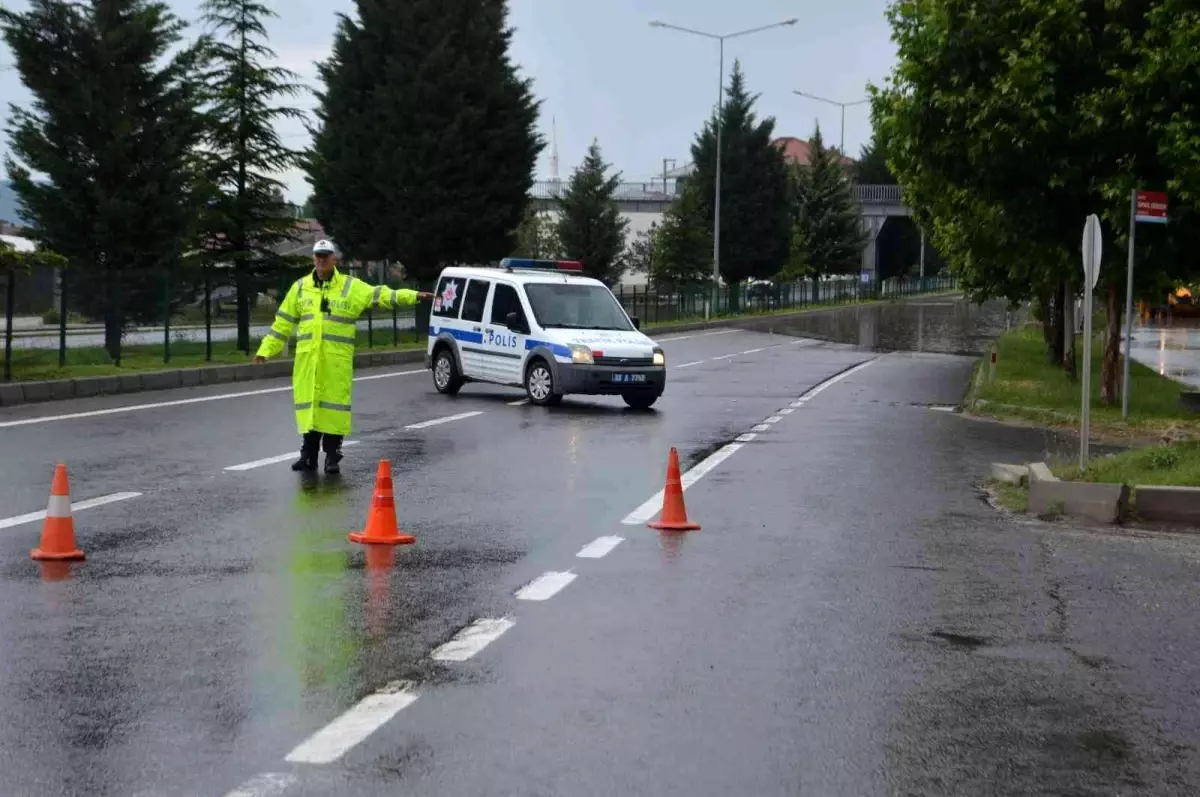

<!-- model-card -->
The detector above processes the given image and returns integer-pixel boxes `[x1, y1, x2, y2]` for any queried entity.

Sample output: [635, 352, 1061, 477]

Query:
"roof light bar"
[500, 258, 583, 272]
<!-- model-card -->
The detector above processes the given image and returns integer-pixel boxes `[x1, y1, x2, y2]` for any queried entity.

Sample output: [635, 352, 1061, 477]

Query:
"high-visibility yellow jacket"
[256, 268, 420, 436]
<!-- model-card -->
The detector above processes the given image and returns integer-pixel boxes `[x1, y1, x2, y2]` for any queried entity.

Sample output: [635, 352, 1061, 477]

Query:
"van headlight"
[569, 344, 593, 364]
[652, 348, 665, 366]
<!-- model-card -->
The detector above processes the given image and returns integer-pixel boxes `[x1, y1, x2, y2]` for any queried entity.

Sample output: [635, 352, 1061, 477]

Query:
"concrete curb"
[1133, 485, 1200, 525]
[0, 294, 961, 408]
[0, 349, 426, 408]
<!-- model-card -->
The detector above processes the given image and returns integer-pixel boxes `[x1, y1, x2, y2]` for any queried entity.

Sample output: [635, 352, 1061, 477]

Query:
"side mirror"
[629, 315, 641, 330]
[505, 311, 526, 332]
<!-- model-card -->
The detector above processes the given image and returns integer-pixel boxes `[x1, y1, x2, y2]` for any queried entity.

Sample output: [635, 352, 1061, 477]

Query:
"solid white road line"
[224, 441, 360, 472]
[655, 329, 739, 343]
[222, 772, 297, 797]
[0, 491, 142, 530]
[506, 398, 530, 406]
[928, 405, 957, 412]
[621, 358, 877, 526]
[404, 410, 484, 430]
[0, 369, 427, 429]
[577, 535, 624, 559]
[431, 618, 515, 662]
[674, 361, 705, 369]
[515, 571, 577, 601]
[284, 681, 418, 765]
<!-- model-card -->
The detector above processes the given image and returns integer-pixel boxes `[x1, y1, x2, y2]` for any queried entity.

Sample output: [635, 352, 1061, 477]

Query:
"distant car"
[424, 259, 667, 408]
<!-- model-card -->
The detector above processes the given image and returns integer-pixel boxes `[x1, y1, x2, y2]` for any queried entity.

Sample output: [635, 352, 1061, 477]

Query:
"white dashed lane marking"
[431, 618, 515, 662]
[577, 536, 624, 558]
[284, 681, 419, 765]
[674, 361, 706, 369]
[222, 772, 297, 797]
[0, 491, 142, 530]
[622, 358, 877, 526]
[224, 441, 360, 472]
[404, 410, 485, 430]
[515, 571, 577, 601]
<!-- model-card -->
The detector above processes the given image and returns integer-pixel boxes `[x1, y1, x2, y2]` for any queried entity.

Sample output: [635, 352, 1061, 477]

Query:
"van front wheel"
[525, 359, 562, 406]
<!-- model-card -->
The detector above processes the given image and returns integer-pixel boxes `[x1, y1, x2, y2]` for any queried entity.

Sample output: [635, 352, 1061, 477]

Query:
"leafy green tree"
[1, 0, 208, 361]
[688, 60, 790, 308]
[511, 204, 563, 260]
[870, 0, 1200, 396]
[556, 140, 628, 286]
[306, 0, 542, 331]
[650, 183, 712, 289]
[788, 125, 866, 278]
[196, 0, 305, 353]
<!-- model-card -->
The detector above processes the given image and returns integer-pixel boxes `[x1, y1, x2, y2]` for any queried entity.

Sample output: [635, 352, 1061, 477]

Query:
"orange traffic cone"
[31, 463, 85, 561]
[647, 447, 701, 531]
[348, 459, 416, 545]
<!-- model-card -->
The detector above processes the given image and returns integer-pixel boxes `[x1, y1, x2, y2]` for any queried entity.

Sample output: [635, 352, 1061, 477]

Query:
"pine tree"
[688, 60, 790, 307]
[650, 183, 713, 289]
[1, 0, 208, 360]
[854, 135, 895, 185]
[791, 125, 867, 277]
[556, 140, 629, 286]
[196, 0, 305, 353]
[626, 222, 658, 276]
[307, 0, 542, 330]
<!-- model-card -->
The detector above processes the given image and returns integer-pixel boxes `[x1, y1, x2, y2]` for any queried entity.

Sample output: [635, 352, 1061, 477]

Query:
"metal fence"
[3, 264, 957, 382]
[614, 274, 958, 326]
[1, 261, 421, 381]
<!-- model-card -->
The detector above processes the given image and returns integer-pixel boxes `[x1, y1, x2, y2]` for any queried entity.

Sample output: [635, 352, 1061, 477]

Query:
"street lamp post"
[791, 90, 870, 156]
[650, 18, 797, 302]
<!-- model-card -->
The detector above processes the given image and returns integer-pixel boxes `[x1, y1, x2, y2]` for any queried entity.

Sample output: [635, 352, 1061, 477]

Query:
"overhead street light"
[650, 18, 798, 295]
[791, 90, 870, 157]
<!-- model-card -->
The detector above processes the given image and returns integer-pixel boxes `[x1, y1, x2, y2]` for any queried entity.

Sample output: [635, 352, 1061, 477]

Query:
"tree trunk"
[1040, 287, 1055, 362]
[235, 258, 250, 354]
[1100, 282, 1122, 405]
[1062, 280, 1076, 380]
[1051, 280, 1065, 364]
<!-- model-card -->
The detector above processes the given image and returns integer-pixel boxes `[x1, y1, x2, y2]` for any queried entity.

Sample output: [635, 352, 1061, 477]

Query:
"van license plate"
[612, 373, 646, 384]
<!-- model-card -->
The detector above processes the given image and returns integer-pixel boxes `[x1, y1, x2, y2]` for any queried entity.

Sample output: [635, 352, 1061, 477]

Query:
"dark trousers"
[302, 430, 343, 455]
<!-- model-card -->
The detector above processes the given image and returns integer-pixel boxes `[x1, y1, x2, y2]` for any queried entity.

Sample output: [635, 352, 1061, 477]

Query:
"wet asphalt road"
[2, 299, 1200, 796]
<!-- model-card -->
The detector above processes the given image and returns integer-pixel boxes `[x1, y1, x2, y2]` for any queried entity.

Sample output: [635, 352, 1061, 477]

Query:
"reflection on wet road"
[2, 298, 1200, 796]
[1127, 322, 1200, 388]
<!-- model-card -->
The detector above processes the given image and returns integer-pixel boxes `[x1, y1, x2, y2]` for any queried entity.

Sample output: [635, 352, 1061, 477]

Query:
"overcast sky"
[0, 0, 897, 203]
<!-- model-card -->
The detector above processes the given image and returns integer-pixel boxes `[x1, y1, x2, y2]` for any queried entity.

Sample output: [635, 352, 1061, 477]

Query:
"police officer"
[254, 240, 432, 473]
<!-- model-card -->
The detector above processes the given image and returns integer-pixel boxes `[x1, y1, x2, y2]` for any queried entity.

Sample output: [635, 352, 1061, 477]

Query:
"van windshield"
[523, 283, 634, 331]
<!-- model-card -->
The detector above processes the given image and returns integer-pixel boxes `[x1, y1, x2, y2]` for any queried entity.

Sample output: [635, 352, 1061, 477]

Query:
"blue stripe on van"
[526, 338, 571, 358]
[429, 325, 483, 344]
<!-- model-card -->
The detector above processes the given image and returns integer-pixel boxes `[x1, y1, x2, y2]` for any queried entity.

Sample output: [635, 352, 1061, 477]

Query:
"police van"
[424, 258, 666, 408]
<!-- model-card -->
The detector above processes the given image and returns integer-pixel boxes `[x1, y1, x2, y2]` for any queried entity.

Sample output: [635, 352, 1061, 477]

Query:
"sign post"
[1080, 214, 1102, 470]
[1122, 189, 1168, 418]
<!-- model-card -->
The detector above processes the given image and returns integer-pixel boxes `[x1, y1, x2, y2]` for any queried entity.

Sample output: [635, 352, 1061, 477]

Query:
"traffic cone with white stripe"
[647, 447, 701, 531]
[31, 463, 85, 561]
[348, 459, 415, 545]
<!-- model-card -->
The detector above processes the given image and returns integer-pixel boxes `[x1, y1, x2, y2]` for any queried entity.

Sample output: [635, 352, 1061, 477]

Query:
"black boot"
[323, 434, 344, 474]
[292, 432, 320, 471]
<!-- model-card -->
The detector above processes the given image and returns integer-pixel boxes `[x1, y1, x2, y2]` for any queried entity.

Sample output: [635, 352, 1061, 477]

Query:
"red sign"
[1135, 190, 1168, 224]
